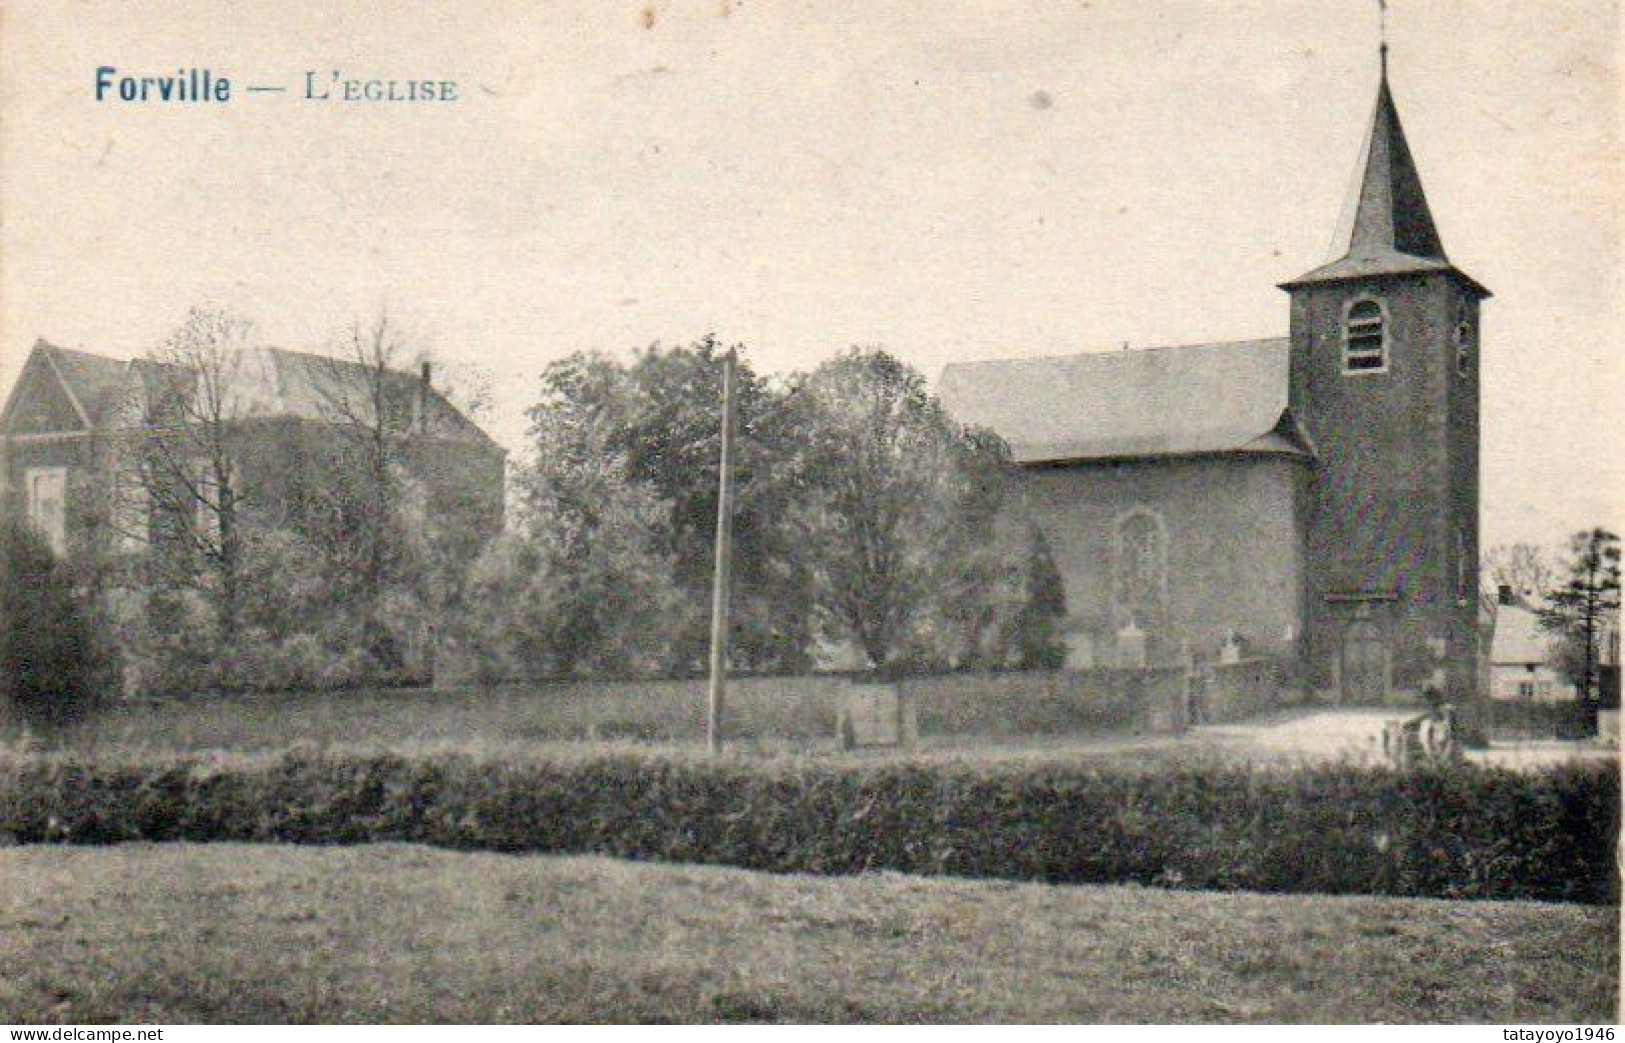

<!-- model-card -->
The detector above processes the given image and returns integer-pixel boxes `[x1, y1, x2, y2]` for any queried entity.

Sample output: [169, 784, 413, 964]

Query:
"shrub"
[453, 531, 691, 682]
[119, 586, 223, 696]
[0, 750, 1614, 904]
[0, 518, 113, 734]
[115, 588, 431, 698]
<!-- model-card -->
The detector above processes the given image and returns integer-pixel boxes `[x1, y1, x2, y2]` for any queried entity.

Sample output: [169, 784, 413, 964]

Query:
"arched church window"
[1454, 316, 1473, 378]
[1113, 508, 1167, 628]
[1344, 298, 1387, 373]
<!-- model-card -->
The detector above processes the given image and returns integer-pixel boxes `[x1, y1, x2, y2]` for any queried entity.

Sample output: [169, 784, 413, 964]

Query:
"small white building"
[1488, 603, 1576, 703]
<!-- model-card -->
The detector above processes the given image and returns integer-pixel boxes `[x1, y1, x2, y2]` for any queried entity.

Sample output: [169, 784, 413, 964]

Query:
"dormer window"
[1344, 299, 1387, 373]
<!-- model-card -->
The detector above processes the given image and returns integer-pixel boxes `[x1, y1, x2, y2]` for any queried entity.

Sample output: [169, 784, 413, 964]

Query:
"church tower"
[1280, 50, 1489, 705]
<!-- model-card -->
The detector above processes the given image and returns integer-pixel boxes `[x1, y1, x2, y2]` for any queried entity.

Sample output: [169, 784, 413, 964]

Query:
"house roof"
[35, 340, 132, 426]
[937, 337, 1310, 465]
[4, 341, 501, 453]
[1282, 76, 1489, 297]
[1490, 605, 1556, 666]
[171, 346, 501, 451]
[204, 347, 496, 447]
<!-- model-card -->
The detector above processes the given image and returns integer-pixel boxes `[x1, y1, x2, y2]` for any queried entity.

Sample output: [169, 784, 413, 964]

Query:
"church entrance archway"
[1340, 620, 1389, 705]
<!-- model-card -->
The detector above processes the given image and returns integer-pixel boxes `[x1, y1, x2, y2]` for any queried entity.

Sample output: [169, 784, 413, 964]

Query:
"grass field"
[0, 844, 1615, 1023]
[4, 673, 1608, 762]
[11, 688, 1610, 774]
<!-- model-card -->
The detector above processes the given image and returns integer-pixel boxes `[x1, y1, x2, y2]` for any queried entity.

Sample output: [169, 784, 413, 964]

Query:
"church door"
[1340, 621, 1388, 706]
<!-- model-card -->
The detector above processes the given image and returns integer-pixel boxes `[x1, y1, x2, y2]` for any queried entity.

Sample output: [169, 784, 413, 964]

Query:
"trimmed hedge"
[1485, 700, 1596, 741]
[0, 750, 1615, 904]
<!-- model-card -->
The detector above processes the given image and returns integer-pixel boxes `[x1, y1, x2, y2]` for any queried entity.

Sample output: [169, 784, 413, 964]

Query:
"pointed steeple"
[1343, 75, 1446, 261]
[1282, 46, 1488, 296]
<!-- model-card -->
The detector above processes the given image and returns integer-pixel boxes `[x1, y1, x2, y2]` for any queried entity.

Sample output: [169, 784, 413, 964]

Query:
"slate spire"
[1338, 71, 1447, 262]
[1281, 37, 1486, 295]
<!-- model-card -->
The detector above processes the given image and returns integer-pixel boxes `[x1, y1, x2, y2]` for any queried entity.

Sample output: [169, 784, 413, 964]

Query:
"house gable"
[1489, 605, 1560, 668]
[0, 345, 91, 435]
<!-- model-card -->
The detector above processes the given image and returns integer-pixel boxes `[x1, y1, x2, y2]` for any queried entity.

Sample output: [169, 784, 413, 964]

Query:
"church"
[939, 52, 1485, 705]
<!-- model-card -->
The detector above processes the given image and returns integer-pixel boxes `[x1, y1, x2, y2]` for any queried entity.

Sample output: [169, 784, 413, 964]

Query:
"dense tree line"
[456, 338, 1066, 681]
[4, 320, 1064, 714]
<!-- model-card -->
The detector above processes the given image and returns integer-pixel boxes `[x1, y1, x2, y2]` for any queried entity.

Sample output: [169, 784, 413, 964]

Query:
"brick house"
[1, 338, 505, 608]
[940, 61, 1485, 706]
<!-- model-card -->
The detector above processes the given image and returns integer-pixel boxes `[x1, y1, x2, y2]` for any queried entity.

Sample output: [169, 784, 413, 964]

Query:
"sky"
[1, 0, 1618, 552]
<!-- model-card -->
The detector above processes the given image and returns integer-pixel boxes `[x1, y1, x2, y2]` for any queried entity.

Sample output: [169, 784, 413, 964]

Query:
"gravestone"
[1063, 630, 1095, 670]
[838, 681, 918, 749]
[1598, 709, 1619, 746]
[1115, 619, 1147, 669]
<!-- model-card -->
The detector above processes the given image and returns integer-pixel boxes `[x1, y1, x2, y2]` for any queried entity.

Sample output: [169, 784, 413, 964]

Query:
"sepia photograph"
[0, 0, 1619, 1028]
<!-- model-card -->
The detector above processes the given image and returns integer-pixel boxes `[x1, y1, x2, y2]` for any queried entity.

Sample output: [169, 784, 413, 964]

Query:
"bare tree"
[307, 309, 457, 675]
[1482, 543, 1554, 606]
[131, 306, 255, 640]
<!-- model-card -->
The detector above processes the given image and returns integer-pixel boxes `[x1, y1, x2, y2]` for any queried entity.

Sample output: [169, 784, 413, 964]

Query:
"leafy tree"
[1541, 528, 1621, 705]
[486, 354, 691, 679]
[929, 518, 1066, 671]
[611, 339, 815, 674]
[501, 340, 813, 677]
[460, 520, 687, 681]
[784, 348, 1026, 671]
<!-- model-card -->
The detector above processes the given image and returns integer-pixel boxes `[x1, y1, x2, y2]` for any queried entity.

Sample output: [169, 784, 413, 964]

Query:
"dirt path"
[1195, 707, 1617, 768]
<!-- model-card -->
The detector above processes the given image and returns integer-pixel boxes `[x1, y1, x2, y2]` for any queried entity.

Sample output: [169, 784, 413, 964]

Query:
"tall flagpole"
[707, 348, 738, 755]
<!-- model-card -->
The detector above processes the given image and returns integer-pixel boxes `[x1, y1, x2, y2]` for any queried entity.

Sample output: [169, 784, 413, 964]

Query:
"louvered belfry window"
[1344, 299, 1386, 372]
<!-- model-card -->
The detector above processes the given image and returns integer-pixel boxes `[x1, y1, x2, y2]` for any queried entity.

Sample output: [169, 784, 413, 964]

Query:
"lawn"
[0, 844, 1615, 1023]
[11, 685, 1612, 773]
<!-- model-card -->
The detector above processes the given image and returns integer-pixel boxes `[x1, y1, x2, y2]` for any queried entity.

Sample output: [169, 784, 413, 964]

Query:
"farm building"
[0, 339, 505, 571]
[940, 61, 1485, 706]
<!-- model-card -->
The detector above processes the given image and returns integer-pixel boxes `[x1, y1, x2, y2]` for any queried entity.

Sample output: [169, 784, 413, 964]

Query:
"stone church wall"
[1014, 453, 1306, 667]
